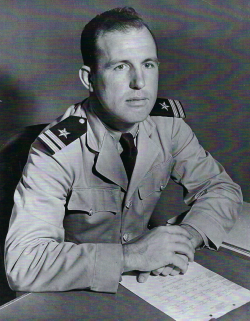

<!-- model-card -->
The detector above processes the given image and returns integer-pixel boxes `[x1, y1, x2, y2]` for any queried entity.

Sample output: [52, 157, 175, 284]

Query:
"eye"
[144, 62, 156, 69]
[114, 64, 129, 71]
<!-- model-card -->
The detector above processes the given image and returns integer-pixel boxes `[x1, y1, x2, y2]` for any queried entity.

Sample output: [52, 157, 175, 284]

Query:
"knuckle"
[152, 269, 159, 275]
[162, 268, 172, 276]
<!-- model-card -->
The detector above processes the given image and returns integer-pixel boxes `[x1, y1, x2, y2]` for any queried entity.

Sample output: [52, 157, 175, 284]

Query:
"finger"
[162, 254, 188, 276]
[165, 225, 192, 238]
[167, 234, 195, 252]
[161, 265, 174, 276]
[168, 253, 189, 274]
[170, 267, 181, 276]
[137, 271, 150, 283]
[151, 267, 165, 276]
[170, 254, 188, 275]
[167, 243, 195, 262]
[176, 253, 189, 263]
[163, 229, 195, 252]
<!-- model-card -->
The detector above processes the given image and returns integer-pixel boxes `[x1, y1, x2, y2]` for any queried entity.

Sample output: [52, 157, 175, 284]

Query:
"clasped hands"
[123, 225, 203, 283]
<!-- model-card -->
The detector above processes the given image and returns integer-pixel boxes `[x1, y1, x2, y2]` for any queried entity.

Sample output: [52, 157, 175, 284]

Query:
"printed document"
[120, 262, 250, 321]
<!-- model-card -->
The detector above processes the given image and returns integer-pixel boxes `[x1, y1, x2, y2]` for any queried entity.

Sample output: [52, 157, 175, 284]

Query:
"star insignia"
[159, 101, 170, 110]
[58, 128, 71, 138]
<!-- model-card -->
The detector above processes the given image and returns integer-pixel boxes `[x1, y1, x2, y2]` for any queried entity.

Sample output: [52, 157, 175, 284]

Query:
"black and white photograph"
[0, 1, 250, 320]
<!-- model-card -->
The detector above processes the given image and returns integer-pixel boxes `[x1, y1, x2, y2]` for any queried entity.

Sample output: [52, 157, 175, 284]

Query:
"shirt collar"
[103, 122, 139, 142]
[82, 98, 154, 152]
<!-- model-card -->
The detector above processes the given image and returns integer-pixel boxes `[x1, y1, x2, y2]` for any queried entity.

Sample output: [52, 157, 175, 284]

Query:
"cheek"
[95, 73, 119, 93]
[95, 80, 120, 110]
[147, 71, 158, 86]
[102, 78, 127, 100]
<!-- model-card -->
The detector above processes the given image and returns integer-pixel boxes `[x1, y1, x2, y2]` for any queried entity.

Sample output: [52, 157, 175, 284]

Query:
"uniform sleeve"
[170, 119, 243, 250]
[5, 146, 123, 293]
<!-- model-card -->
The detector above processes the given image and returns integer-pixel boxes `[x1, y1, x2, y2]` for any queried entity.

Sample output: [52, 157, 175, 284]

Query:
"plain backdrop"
[1, 0, 250, 206]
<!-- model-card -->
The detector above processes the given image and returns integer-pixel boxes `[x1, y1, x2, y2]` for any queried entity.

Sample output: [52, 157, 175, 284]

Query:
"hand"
[137, 254, 188, 283]
[136, 225, 203, 283]
[152, 253, 189, 276]
[123, 225, 195, 275]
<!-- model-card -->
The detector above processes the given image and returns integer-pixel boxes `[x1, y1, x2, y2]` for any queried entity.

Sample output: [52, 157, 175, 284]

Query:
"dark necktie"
[120, 133, 138, 181]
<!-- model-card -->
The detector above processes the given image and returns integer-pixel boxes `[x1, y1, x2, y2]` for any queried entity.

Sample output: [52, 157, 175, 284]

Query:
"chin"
[124, 115, 149, 126]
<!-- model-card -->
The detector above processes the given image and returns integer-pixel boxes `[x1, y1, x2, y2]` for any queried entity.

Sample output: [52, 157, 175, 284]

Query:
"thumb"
[137, 271, 150, 283]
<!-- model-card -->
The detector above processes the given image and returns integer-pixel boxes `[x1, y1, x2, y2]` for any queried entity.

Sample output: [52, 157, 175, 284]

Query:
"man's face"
[90, 27, 159, 131]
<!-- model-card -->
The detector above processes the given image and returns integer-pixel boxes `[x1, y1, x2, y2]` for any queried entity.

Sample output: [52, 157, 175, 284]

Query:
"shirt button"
[79, 118, 85, 124]
[160, 185, 165, 191]
[88, 209, 93, 216]
[123, 233, 129, 242]
[125, 201, 132, 209]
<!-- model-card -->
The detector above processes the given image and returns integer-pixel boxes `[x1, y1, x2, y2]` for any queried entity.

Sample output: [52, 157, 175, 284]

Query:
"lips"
[126, 97, 148, 102]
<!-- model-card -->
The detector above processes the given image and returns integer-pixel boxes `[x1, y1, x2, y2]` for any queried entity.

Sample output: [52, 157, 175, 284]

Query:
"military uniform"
[5, 98, 242, 293]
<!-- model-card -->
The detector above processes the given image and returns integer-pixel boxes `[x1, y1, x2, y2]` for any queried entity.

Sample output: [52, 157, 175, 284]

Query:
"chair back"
[0, 124, 47, 247]
[0, 124, 46, 305]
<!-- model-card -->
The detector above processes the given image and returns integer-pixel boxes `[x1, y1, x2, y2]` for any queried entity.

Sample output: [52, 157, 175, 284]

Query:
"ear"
[79, 65, 94, 92]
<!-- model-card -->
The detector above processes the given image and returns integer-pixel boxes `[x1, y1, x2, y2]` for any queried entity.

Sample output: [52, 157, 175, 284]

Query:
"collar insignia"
[150, 98, 186, 118]
[58, 128, 70, 138]
[38, 115, 87, 155]
[159, 101, 170, 110]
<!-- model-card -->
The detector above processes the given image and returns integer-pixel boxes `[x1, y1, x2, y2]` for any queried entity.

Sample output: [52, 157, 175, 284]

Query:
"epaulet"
[37, 116, 87, 155]
[150, 98, 186, 118]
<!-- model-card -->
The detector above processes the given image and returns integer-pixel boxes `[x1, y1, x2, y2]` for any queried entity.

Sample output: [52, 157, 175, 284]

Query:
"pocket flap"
[138, 160, 172, 200]
[139, 177, 166, 200]
[68, 188, 120, 214]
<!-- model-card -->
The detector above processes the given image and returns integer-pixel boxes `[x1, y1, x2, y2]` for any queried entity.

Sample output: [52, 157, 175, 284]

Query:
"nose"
[129, 67, 145, 90]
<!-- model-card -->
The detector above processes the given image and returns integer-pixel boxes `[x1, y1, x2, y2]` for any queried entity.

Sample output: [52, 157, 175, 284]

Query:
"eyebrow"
[105, 57, 160, 68]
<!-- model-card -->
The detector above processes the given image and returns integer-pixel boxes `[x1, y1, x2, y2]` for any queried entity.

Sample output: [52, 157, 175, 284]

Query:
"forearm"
[6, 214, 123, 293]
[181, 193, 243, 249]
[171, 118, 243, 249]
[6, 241, 123, 293]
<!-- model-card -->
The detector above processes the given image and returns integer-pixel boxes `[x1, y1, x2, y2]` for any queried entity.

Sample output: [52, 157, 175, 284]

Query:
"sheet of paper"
[120, 262, 250, 321]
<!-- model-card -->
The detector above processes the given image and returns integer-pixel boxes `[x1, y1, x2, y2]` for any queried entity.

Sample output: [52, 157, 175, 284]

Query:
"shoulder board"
[38, 116, 87, 155]
[150, 98, 186, 118]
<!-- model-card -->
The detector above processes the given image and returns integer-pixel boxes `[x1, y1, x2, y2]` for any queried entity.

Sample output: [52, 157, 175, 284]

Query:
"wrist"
[123, 244, 135, 272]
[123, 242, 146, 272]
[180, 225, 204, 249]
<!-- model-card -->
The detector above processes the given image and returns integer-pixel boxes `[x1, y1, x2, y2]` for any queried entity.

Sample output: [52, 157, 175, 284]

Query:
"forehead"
[95, 27, 157, 62]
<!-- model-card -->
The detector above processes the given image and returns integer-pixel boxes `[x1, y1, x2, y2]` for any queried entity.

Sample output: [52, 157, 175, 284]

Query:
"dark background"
[1, 0, 250, 205]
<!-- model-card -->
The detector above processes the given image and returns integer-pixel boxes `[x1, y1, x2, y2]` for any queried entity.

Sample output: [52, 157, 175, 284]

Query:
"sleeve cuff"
[90, 243, 123, 293]
[180, 223, 211, 250]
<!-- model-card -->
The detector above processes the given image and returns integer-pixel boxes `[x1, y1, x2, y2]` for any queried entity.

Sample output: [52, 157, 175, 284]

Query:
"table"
[0, 248, 249, 320]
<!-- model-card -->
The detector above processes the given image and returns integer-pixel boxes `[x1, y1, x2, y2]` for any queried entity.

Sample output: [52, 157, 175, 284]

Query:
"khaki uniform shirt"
[5, 98, 243, 293]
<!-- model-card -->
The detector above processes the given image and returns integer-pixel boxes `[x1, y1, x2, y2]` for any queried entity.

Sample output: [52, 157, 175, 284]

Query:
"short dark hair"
[80, 7, 157, 68]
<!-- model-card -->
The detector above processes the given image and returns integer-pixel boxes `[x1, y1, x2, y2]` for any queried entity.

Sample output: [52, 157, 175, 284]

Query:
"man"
[5, 7, 242, 293]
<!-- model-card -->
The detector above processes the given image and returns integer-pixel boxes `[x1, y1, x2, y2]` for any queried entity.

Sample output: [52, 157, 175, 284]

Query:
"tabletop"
[0, 247, 249, 320]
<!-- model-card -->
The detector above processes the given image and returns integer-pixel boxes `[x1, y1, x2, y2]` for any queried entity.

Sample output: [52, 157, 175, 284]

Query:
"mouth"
[126, 97, 148, 102]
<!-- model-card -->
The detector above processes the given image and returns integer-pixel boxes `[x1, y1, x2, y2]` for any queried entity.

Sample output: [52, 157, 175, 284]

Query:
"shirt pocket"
[139, 158, 173, 199]
[138, 158, 173, 216]
[65, 188, 122, 243]
[67, 187, 120, 216]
